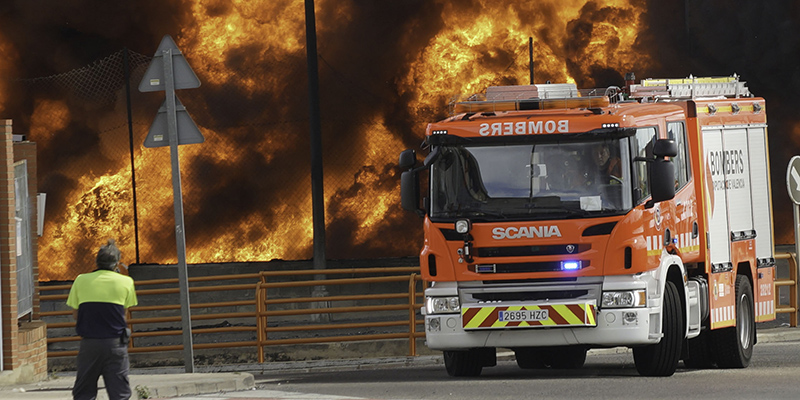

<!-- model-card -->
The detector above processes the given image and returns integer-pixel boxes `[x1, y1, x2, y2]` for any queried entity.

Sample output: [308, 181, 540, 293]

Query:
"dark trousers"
[73, 338, 131, 400]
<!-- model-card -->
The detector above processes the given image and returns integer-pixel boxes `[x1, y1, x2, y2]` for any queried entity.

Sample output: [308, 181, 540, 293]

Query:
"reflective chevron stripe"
[461, 302, 597, 330]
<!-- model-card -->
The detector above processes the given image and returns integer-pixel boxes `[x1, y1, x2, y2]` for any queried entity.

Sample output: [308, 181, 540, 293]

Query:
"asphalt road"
[255, 341, 800, 400]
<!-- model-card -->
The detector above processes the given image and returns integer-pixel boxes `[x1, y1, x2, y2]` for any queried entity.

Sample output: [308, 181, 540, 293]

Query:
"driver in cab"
[588, 143, 621, 185]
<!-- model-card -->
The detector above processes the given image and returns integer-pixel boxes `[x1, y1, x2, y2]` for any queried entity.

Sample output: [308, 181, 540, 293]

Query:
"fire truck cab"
[399, 75, 775, 377]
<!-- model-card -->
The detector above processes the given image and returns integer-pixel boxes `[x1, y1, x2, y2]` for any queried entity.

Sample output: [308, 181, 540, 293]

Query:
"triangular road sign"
[139, 35, 201, 92]
[144, 96, 205, 148]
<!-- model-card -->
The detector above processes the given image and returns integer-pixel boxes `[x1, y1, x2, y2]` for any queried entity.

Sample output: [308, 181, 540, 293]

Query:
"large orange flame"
[18, 0, 655, 280]
[401, 0, 648, 132]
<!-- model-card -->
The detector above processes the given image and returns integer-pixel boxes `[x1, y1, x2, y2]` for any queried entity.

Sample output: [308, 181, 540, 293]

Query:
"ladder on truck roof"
[629, 74, 751, 100]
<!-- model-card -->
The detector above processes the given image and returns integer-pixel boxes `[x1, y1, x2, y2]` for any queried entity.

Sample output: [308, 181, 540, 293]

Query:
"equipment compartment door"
[721, 128, 754, 238]
[702, 128, 731, 268]
[747, 125, 773, 262]
[702, 127, 736, 329]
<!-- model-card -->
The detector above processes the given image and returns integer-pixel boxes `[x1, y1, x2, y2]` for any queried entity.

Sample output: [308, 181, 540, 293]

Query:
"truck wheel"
[514, 348, 546, 369]
[633, 280, 683, 376]
[444, 349, 484, 377]
[541, 346, 587, 369]
[713, 275, 755, 368]
[515, 346, 587, 369]
[683, 329, 715, 369]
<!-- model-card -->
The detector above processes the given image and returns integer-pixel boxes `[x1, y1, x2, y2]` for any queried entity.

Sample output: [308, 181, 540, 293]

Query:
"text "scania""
[492, 226, 563, 240]
[479, 120, 569, 136]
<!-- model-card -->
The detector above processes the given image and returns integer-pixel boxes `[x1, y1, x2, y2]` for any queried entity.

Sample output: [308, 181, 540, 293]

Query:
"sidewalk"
[0, 372, 255, 400]
[2, 325, 798, 400]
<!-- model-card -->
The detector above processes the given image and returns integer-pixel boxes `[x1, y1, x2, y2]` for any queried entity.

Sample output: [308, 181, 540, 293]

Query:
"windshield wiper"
[438, 208, 509, 219]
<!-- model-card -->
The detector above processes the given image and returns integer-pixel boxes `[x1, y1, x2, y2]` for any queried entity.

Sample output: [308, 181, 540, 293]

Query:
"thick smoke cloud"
[637, 0, 800, 243]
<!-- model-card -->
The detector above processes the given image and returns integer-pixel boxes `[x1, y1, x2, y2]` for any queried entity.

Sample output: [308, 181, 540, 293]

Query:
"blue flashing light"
[561, 261, 581, 271]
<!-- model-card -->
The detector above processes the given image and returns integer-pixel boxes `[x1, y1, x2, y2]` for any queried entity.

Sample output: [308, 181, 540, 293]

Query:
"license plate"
[498, 309, 549, 322]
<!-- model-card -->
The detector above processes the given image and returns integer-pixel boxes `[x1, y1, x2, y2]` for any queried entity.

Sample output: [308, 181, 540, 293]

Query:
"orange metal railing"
[40, 267, 425, 360]
[40, 254, 798, 362]
[255, 268, 425, 362]
[775, 252, 798, 327]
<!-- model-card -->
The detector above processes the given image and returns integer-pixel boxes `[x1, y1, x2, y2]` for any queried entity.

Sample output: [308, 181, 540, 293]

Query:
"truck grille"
[459, 277, 603, 306]
[469, 260, 590, 274]
[472, 290, 588, 302]
[476, 244, 590, 257]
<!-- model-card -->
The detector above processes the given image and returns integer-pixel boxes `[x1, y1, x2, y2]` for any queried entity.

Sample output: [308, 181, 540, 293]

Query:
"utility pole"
[305, 0, 326, 272]
[529, 37, 534, 85]
[304, 0, 329, 321]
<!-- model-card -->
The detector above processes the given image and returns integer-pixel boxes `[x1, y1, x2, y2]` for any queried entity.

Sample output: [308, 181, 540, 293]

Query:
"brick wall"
[0, 119, 18, 371]
[0, 119, 46, 382]
[16, 321, 47, 381]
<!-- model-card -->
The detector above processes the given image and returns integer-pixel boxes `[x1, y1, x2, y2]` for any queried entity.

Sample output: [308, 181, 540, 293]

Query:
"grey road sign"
[144, 96, 204, 148]
[138, 34, 200, 373]
[139, 35, 201, 92]
[787, 156, 800, 205]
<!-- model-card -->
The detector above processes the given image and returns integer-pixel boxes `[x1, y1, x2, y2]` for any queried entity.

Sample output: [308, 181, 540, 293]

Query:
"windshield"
[429, 138, 633, 220]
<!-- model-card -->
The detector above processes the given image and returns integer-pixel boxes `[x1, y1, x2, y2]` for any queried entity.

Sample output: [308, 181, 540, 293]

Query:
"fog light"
[622, 311, 638, 325]
[428, 317, 441, 332]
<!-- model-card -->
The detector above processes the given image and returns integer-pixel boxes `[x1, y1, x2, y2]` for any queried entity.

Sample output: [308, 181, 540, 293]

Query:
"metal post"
[305, 0, 329, 322]
[305, 0, 326, 272]
[528, 37, 534, 85]
[123, 48, 141, 264]
[162, 48, 195, 373]
[789, 203, 800, 314]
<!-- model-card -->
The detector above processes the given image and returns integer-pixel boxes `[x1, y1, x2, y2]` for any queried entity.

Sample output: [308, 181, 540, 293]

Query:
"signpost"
[139, 34, 202, 373]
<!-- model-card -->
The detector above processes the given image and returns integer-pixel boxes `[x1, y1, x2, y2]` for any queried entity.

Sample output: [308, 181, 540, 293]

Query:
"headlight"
[602, 290, 646, 308]
[455, 219, 471, 234]
[426, 296, 461, 314]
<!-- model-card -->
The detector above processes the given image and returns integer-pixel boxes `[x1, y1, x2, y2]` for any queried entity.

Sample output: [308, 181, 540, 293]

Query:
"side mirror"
[401, 170, 423, 215]
[647, 158, 676, 208]
[653, 139, 678, 158]
[399, 149, 417, 170]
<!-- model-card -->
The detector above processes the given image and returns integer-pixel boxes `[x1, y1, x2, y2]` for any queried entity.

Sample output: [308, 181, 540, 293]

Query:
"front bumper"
[425, 306, 657, 349]
[423, 275, 662, 350]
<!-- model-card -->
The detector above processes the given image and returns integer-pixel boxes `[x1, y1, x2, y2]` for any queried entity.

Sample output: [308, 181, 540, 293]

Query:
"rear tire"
[514, 346, 587, 369]
[713, 275, 755, 368]
[633, 280, 683, 376]
[514, 348, 546, 369]
[541, 346, 587, 369]
[444, 349, 488, 377]
[683, 329, 715, 369]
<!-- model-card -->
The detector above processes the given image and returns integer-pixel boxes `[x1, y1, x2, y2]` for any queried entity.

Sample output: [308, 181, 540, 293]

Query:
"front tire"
[633, 280, 683, 376]
[713, 275, 755, 368]
[444, 348, 494, 377]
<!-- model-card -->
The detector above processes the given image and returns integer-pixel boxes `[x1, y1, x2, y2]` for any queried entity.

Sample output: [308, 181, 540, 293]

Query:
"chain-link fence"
[10, 48, 425, 281]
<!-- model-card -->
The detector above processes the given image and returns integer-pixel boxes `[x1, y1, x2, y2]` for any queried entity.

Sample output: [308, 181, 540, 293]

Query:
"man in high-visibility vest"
[67, 239, 138, 400]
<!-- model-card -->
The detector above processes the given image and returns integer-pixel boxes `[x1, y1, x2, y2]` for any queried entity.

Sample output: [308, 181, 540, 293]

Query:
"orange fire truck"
[399, 75, 775, 377]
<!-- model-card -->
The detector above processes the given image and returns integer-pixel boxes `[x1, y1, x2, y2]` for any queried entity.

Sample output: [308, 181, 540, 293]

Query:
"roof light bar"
[453, 96, 610, 114]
